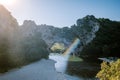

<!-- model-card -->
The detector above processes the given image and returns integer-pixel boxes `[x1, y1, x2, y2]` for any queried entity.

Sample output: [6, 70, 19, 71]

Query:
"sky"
[1, 0, 120, 27]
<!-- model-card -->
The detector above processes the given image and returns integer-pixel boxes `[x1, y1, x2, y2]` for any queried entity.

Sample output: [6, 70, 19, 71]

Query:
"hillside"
[80, 18, 120, 61]
[0, 5, 49, 72]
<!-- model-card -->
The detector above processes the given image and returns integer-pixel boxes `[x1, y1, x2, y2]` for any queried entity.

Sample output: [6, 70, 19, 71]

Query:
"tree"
[21, 31, 49, 63]
[80, 18, 120, 61]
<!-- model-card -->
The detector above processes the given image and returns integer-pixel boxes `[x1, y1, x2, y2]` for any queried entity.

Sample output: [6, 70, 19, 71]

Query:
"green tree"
[80, 18, 120, 61]
[21, 32, 49, 63]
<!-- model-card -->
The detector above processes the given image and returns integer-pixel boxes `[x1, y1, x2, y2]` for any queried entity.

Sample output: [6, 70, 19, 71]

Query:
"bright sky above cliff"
[1, 0, 120, 27]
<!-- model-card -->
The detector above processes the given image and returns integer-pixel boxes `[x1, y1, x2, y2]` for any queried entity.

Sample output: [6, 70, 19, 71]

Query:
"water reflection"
[49, 53, 68, 73]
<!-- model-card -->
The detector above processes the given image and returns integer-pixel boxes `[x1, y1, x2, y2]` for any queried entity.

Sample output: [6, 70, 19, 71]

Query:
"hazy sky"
[1, 0, 120, 27]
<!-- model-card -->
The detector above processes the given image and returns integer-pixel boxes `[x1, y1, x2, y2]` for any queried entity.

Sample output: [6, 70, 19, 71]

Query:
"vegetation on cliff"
[80, 18, 120, 61]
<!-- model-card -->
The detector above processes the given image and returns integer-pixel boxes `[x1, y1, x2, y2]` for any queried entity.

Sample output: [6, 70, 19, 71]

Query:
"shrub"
[96, 59, 120, 80]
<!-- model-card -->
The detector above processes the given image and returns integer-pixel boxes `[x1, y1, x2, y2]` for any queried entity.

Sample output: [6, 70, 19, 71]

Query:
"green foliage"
[68, 55, 83, 62]
[21, 32, 49, 63]
[80, 18, 120, 60]
[0, 36, 14, 72]
[0, 31, 49, 73]
[96, 59, 120, 80]
[80, 44, 102, 61]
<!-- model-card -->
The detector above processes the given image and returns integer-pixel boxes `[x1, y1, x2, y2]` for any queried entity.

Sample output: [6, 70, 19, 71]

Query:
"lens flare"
[63, 38, 80, 57]
[0, 0, 16, 5]
[49, 38, 80, 73]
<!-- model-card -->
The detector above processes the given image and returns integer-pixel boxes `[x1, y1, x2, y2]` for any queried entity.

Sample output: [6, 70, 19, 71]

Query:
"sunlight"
[0, 0, 16, 5]
[49, 38, 80, 73]
[63, 38, 80, 56]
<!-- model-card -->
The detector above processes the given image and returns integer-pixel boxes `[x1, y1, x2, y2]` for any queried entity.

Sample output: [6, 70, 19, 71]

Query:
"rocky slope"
[80, 18, 120, 61]
[20, 15, 100, 50]
[0, 5, 19, 72]
[0, 5, 100, 54]
[20, 15, 120, 61]
[0, 5, 49, 72]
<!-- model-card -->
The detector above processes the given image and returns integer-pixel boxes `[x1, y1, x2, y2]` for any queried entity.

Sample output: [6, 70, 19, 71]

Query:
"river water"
[49, 38, 81, 73]
[49, 53, 68, 73]
[0, 53, 98, 80]
[49, 53, 99, 80]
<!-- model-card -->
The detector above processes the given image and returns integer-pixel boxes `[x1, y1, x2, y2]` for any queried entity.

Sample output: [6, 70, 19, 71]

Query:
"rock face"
[21, 15, 100, 50]
[80, 18, 120, 60]
[71, 15, 99, 45]
[0, 5, 100, 55]
[20, 20, 37, 37]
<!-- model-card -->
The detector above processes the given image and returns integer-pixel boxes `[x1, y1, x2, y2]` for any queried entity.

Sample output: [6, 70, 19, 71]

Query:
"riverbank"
[49, 53, 101, 79]
[66, 61, 101, 78]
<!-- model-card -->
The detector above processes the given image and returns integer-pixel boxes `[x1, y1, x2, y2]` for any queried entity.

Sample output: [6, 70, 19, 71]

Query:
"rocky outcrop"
[20, 20, 37, 37]
[20, 15, 100, 50]
[71, 15, 99, 45]
[80, 18, 120, 60]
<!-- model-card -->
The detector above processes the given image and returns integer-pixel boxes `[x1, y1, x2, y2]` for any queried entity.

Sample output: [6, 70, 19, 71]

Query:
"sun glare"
[0, 0, 16, 5]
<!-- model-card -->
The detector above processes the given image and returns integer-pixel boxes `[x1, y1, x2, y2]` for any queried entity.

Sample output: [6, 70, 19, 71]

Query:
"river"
[0, 53, 99, 80]
[49, 53, 99, 80]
